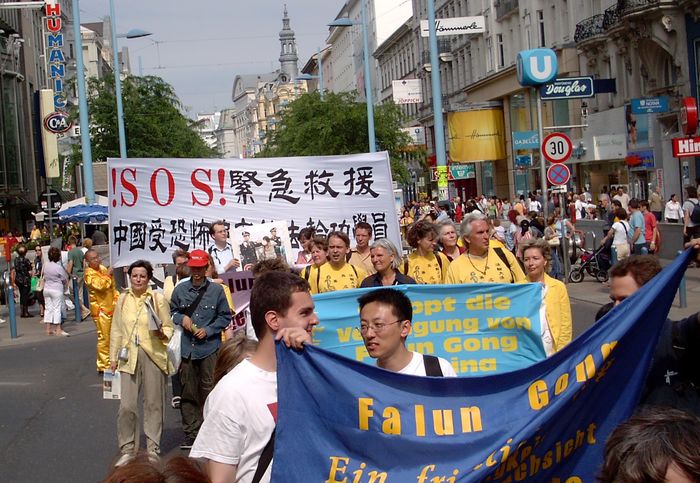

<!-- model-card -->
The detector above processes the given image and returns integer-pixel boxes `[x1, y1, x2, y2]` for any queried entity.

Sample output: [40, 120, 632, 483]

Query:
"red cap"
[187, 249, 209, 267]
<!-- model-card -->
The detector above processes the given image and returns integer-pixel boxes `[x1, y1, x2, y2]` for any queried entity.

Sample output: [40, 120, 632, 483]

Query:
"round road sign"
[547, 163, 570, 185]
[542, 132, 573, 164]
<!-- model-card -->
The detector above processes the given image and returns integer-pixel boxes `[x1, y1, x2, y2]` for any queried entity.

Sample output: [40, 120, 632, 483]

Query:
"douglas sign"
[540, 77, 595, 100]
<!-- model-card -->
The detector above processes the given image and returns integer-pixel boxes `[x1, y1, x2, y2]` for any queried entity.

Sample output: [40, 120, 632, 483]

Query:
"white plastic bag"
[166, 325, 182, 376]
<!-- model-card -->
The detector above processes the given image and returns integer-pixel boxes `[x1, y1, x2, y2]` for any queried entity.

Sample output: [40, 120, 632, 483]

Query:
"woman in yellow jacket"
[520, 238, 572, 355]
[109, 260, 174, 467]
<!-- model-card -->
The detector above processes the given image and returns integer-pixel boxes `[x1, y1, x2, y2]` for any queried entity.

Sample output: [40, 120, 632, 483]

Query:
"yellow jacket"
[110, 288, 174, 375]
[84, 265, 119, 318]
[543, 274, 572, 352]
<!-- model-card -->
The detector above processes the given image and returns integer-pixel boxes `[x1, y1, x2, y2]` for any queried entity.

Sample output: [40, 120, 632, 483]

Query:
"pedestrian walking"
[42, 247, 69, 336]
[170, 249, 232, 450]
[110, 260, 173, 467]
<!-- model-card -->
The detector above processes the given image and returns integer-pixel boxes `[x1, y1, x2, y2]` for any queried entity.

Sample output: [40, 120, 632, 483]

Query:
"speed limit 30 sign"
[542, 132, 572, 164]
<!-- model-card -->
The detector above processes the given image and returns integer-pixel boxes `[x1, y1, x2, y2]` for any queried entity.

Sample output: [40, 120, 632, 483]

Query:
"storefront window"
[482, 161, 494, 196]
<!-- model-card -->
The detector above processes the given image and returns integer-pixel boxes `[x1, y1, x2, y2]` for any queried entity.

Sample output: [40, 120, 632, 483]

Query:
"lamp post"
[296, 47, 324, 100]
[426, 0, 449, 200]
[328, 1, 376, 153]
[71, 0, 95, 204]
[109, 0, 151, 159]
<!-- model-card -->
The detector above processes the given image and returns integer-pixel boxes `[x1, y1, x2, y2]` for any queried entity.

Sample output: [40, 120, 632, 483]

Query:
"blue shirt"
[170, 279, 232, 360]
[629, 210, 646, 245]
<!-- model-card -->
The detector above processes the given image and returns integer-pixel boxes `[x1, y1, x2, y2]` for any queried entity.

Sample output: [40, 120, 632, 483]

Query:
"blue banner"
[312, 284, 545, 375]
[540, 77, 595, 100]
[631, 96, 669, 114]
[274, 251, 691, 482]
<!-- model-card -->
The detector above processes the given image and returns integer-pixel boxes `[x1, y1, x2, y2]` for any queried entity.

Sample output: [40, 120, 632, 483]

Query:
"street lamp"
[110, 0, 152, 159]
[328, 3, 376, 153]
[296, 47, 324, 100]
[425, 0, 449, 200]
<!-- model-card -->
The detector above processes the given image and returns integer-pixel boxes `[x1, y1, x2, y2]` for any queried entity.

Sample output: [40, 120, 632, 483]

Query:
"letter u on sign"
[517, 49, 558, 87]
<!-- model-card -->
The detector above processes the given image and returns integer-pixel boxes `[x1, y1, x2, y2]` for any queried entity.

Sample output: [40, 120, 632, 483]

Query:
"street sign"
[541, 132, 573, 164]
[516, 48, 558, 86]
[672, 137, 700, 158]
[540, 77, 595, 100]
[547, 164, 570, 186]
[631, 97, 669, 114]
[40, 189, 62, 213]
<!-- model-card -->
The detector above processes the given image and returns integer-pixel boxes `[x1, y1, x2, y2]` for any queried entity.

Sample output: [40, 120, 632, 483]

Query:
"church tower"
[278, 5, 298, 83]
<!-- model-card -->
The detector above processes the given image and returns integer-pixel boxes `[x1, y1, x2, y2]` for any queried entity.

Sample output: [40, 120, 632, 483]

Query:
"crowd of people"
[3, 186, 700, 481]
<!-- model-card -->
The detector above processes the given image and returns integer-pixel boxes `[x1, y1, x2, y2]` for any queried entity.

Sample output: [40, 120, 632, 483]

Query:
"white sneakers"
[114, 452, 134, 467]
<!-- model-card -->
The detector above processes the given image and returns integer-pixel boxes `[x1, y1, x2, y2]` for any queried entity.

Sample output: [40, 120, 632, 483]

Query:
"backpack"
[690, 200, 700, 224]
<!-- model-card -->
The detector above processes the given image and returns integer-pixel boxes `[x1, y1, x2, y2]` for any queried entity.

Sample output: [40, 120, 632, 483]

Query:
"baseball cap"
[187, 249, 209, 267]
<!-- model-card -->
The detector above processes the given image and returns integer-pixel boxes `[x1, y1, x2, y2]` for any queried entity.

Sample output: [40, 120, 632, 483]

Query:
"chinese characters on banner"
[107, 153, 401, 267]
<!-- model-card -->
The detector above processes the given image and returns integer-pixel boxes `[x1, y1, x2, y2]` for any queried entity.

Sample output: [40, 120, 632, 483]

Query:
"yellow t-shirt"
[308, 262, 368, 294]
[348, 250, 376, 275]
[445, 248, 527, 284]
[400, 251, 450, 284]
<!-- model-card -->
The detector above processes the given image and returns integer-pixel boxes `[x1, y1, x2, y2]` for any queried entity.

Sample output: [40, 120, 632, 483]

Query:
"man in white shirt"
[358, 288, 456, 376]
[613, 187, 630, 212]
[190, 271, 318, 483]
[206, 220, 240, 274]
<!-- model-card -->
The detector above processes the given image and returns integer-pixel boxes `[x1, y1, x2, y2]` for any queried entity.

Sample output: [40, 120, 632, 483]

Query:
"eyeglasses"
[358, 320, 403, 334]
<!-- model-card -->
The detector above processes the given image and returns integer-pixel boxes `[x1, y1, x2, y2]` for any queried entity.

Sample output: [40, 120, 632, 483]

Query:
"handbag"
[167, 325, 182, 376]
[547, 237, 561, 247]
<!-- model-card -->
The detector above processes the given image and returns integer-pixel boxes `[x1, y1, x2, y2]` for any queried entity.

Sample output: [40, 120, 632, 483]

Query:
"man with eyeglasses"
[207, 220, 240, 274]
[595, 245, 700, 416]
[358, 288, 456, 376]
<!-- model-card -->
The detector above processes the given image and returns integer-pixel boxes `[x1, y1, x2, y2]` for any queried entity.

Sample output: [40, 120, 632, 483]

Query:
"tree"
[258, 91, 414, 183]
[71, 75, 218, 163]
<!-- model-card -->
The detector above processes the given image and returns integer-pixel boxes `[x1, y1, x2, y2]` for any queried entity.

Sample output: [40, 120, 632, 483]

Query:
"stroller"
[569, 239, 612, 283]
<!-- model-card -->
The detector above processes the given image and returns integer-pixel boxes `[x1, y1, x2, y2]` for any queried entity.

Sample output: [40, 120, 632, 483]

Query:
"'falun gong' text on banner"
[273, 250, 692, 482]
[312, 283, 546, 375]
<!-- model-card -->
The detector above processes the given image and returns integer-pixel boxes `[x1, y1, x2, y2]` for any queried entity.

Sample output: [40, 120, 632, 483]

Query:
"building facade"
[216, 7, 306, 158]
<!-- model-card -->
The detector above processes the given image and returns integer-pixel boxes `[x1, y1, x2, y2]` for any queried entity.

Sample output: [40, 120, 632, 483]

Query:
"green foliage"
[258, 92, 412, 183]
[71, 75, 218, 161]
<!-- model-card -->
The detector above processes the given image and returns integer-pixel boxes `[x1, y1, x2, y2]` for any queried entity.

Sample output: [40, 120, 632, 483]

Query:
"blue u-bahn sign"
[540, 77, 595, 100]
[516, 49, 558, 86]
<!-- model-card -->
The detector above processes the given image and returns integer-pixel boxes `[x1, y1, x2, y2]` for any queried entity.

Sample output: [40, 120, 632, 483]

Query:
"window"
[486, 36, 493, 72]
[537, 10, 545, 47]
[497, 34, 505, 68]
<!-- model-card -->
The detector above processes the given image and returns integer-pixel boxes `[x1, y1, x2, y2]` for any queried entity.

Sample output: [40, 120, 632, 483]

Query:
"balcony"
[494, 0, 519, 21]
[575, 0, 664, 43]
[574, 14, 604, 43]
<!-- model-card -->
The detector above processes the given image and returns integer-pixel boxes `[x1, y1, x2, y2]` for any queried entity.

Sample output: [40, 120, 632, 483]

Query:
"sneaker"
[114, 452, 134, 467]
[171, 396, 181, 409]
[147, 450, 160, 464]
[0, 318, 6, 324]
[180, 438, 195, 450]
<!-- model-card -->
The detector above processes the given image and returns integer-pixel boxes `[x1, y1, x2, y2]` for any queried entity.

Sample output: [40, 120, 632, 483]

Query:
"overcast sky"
[79, 1, 344, 116]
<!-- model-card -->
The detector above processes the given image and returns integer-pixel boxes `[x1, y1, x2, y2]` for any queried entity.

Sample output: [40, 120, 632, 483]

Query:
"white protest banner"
[107, 153, 401, 267]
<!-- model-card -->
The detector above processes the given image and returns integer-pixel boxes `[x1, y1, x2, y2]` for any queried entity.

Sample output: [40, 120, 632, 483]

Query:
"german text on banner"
[107, 153, 401, 267]
[273, 251, 691, 482]
[312, 283, 546, 375]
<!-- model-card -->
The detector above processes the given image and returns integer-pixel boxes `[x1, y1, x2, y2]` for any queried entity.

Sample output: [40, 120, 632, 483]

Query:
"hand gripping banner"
[273, 250, 692, 482]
